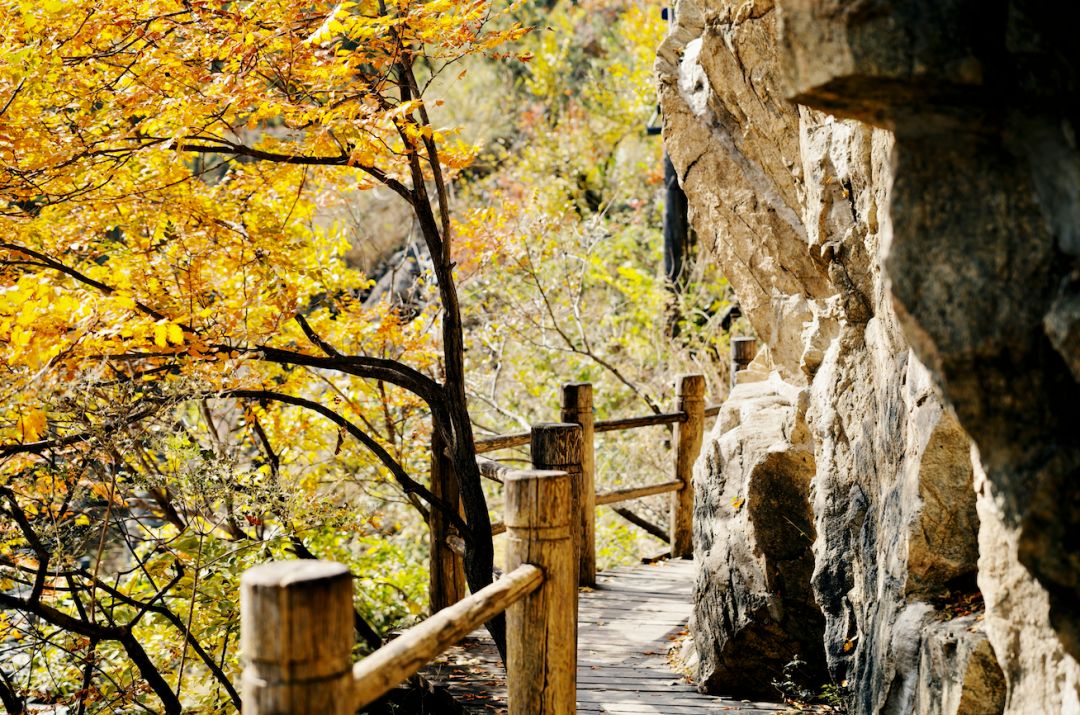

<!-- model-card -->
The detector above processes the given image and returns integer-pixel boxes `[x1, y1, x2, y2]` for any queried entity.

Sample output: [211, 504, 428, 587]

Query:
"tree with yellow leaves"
[0, 0, 529, 710]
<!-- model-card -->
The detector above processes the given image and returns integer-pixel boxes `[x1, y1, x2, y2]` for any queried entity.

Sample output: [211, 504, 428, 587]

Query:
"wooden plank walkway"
[417, 559, 798, 714]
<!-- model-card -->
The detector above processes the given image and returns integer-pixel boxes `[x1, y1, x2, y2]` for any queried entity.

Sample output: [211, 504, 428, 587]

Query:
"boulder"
[692, 370, 825, 697]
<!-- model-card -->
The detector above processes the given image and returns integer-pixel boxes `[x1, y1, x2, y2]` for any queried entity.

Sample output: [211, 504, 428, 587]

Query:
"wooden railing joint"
[242, 471, 575, 715]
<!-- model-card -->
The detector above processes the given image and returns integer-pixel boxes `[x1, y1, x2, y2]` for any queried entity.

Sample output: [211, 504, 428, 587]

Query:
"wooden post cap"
[561, 383, 593, 411]
[530, 423, 583, 470]
[676, 373, 706, 399]
[504, 469, 573, 534]
[241, 561, 355, 714]
[242, 559, 350, 588]
[731, 337, 757, 369]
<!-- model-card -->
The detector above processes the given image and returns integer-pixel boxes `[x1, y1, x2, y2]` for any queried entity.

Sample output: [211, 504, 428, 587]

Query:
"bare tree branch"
[220, 389, 471, 539]
[174, 139, 413, 202]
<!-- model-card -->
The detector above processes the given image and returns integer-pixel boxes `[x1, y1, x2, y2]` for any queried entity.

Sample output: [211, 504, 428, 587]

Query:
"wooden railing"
[431, 373, 711, 603]
[239, 373, 720, 714]
[241, 469, 576, 714]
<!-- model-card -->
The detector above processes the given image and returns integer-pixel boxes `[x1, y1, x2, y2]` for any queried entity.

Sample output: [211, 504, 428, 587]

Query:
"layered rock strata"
[658, 1, 1080, 712]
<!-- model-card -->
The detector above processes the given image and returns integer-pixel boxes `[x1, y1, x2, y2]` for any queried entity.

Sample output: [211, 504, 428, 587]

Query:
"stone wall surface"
[658, 1, 1080, 712]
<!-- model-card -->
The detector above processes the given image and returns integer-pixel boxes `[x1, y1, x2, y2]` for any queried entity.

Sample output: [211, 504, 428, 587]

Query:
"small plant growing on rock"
[772, 654, 816, 704]
[772, 654, 848, 712]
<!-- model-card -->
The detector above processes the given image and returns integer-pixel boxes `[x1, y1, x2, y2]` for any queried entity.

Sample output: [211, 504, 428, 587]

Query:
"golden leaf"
[167, 323, 184, 345]
[18, 409, 47, 442]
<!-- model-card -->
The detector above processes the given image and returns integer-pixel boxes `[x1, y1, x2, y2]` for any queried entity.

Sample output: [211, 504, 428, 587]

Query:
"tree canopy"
[1, 1, 529, 710]
[0, 0, 730, 711]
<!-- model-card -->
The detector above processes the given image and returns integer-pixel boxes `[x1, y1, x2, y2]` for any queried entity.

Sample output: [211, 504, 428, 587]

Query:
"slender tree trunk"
[410, 173, 504, 657]
[0, 669, 25, 715]
[663, 154, 690, 337]
[396, 56, 502, 657]
[441, 278, 505, 658]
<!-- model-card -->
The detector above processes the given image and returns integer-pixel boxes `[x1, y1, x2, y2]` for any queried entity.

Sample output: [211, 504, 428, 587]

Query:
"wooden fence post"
[505, 469, 577, 715]
[429, 429, 466, 612]
[561, 383, 596, 588]
[730, 336, 757, 385]
[241, 561, 354, 714]
[671, 374, 704, 558]
[531, 424, 583, 589]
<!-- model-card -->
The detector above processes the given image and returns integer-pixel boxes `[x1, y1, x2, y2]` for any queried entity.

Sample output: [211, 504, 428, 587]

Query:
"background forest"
[0, 0, 733, 711]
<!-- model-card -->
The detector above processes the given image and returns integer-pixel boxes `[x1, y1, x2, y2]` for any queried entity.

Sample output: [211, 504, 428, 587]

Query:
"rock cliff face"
[658, 1, 1080, 712]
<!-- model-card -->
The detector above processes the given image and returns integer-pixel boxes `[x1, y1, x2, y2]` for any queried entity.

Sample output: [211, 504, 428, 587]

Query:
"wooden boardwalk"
[417, 559, 795, 714]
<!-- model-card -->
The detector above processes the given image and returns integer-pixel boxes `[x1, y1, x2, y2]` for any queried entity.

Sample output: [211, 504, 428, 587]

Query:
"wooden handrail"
[243, 375, 721, 715]
[594, 410, 685, 432]
[475, 431, 531, 454]
[497, 476, 688, 531]
[595, 479, 683, 506]
[352, 564, 543, 710]
[242, 470, 576, 715]
[471, 377, 711, 573]
[495, 480, 685, 528]
[477, 456, 514, 483]
[474, 404, 718, 454]
[432, 376, 712, 643]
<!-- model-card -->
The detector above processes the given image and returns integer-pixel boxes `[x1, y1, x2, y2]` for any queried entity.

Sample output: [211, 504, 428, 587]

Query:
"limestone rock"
[692, 370, 825, 697]
[777, 0, 992, 127]
[775, 0, 1080, 664]
[661, 1, 1080, 711]
[974, 450, 1080, 715]
[915, 616, 1006, 715]
[903, 369, 980, 601]
[652, 1, 1080, 712]
[657, 0, 830, 384]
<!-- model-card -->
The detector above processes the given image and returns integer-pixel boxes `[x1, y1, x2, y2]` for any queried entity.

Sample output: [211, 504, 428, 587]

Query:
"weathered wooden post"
[730, 336, 757, 385]
[505, 469, 577, 715]
[531, 424, 583, 589]
[241, 561, 354, 714]
[429, 429, 466, 612]
[671, 374, 704, 558]
[561, 383, 596, 588]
